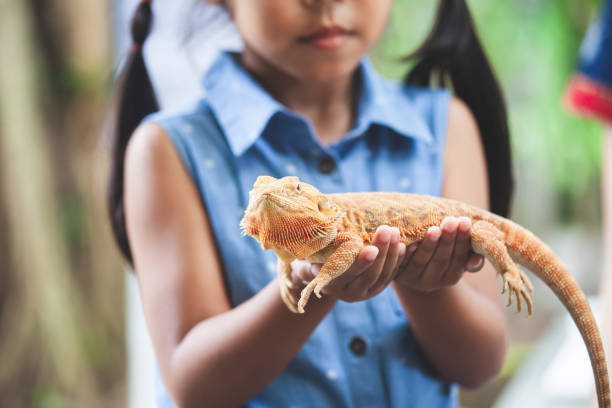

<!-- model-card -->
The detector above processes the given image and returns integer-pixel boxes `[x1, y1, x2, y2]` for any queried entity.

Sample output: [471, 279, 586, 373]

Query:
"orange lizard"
[240, 175, 610, 407]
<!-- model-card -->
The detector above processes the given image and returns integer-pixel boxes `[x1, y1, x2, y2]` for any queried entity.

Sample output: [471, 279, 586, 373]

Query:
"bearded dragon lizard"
[240, 175, 610, 407]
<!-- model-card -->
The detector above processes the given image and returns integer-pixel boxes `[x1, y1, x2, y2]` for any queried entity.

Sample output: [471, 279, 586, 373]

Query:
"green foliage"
[32, 386, 65, 408]
[373, 0, 604, 221]
[58, 194, 87, 247]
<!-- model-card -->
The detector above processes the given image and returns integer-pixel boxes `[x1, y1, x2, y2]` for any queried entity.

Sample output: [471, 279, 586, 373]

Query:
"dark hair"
[404, 0, 514, 217]
[107, 1, 159, 264]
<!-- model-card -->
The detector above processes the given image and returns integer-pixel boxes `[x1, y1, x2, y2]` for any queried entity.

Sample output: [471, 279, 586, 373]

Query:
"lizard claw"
[280, 285, 299, 313]
[507, 283, 514, 307]
[502, 269, 534, 317]
[298, 280, 317, 314]
[313, 281, 329, 299]
[520, 270, 534, 293]
[298, 277, 332, 313]
[522, 287, 533, 316]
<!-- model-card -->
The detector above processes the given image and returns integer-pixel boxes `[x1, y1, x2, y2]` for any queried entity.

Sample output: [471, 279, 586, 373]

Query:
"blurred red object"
[564, 75, 612, 125]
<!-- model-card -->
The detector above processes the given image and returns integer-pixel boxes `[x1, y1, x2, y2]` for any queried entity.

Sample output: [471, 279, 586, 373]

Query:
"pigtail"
[107, 0, 159, 264]
[405, 0, 513, 217]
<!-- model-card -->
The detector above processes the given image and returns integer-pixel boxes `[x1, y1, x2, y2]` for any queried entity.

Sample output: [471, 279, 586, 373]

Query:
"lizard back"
[329, 192, 492, 244]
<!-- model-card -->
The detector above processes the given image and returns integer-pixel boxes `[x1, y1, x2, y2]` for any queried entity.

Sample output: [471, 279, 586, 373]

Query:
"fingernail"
[365, 247, 379, 262]
[398, 243, 406, 257]
[427, 226, 441, 241]
[442, 217, 458, 232]
[378, 227, 391, 243]
[466, 257, 484, 272]
[458, 216, 471, 232]
[390, 228, 400, 244]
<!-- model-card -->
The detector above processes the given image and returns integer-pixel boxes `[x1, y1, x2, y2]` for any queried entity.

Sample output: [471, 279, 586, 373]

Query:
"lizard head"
[240, 176, 343, 256]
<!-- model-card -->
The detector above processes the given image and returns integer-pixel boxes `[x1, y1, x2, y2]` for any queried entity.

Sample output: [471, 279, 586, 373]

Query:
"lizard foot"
[501, 269, 533, 316]
[297, 277, 331, 314]
[284, 276, 294, 289]
[280, 280, 300, 313]
[297, 282, 314, 314]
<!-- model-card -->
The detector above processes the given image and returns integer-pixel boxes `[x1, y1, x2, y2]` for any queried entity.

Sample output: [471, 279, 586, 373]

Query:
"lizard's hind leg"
[471, 221, 534, 315]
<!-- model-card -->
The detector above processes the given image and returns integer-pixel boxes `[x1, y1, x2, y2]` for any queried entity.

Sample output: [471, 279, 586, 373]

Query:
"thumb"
[310, 263, 322, 277]
[465, 253, 485, 272]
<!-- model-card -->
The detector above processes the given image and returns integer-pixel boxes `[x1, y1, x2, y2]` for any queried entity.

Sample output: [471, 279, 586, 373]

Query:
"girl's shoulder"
[398, 82, 451, 118]
[141, 99, 217, 135]
[385, 79, 452, 142]
[137, 99, 229, 179]
[367, 66, 451, 130]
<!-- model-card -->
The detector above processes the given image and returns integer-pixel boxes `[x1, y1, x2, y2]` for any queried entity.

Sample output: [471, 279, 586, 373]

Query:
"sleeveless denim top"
[144, 52, 457, 408]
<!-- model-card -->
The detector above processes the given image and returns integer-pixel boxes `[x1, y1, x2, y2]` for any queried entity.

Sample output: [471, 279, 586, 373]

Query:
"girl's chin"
[287, 58, 361, 83]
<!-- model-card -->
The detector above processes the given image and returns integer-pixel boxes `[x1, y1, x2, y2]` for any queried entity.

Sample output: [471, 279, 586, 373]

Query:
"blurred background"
[0, 0, 607, 407]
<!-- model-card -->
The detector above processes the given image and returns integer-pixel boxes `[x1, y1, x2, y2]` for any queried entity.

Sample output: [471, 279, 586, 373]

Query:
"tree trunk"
[0, 0, 123, 406]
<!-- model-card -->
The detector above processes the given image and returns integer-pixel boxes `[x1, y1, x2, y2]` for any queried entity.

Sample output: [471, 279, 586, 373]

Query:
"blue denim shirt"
[145, 51, 456, 408]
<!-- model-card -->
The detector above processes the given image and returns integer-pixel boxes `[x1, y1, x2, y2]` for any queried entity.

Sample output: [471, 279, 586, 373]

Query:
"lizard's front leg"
[297, 234, 363, 313]
[277, 259, 299, 313]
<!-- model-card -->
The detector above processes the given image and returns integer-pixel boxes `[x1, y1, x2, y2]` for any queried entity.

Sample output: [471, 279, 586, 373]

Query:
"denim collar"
[202, 51, 434, 156]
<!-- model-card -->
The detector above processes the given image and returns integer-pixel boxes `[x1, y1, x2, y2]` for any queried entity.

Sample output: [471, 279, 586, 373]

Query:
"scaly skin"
[240, 176, 610, 407]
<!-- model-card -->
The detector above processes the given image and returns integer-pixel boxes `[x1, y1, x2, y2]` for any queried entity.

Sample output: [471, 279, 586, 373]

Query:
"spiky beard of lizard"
[263, 214, 335, 249]
[242, 200, 343, 258]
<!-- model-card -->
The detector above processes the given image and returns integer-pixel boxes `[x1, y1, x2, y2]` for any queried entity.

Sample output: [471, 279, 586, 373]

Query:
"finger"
[299, 262, 320, 282]
[394, 242, 417, 280]
[407, 227, 441, 279]
[371, 227, 401, 287]
[392, 242, 407, 279]
[465, 253, 485, 272]
[446, 216, 472, 274]
[368, 228, 402, 296]
[344, 226, 392, 294]
[291, 260, 312, 284]
[422, 217, 458, 283]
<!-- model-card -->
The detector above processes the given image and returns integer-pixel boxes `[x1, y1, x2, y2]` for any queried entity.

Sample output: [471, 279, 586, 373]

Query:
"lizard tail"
[502, 220, 611, 408]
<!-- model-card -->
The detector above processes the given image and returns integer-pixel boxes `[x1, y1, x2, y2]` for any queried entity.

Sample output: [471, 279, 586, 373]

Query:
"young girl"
[109, 0, 513, 406]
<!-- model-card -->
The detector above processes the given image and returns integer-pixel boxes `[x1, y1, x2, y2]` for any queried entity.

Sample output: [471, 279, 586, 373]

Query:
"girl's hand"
[393, 216, 485, 293]
[289, 226, 406, 303]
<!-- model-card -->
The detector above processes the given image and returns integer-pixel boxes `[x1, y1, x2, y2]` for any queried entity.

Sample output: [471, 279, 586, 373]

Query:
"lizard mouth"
[241, 190, 341, 249]
[241, 193, 289, 238]
[240, 212, 261, 237]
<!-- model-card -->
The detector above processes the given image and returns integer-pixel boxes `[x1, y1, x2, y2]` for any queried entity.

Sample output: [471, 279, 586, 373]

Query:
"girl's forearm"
[392, 266, 508, 388]
[166, 279, 337, 408]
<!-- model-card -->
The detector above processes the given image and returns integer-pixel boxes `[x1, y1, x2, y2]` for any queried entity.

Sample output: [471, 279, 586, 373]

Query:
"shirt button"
[349, 336, 367, 356]
[317, 155, 336, 174]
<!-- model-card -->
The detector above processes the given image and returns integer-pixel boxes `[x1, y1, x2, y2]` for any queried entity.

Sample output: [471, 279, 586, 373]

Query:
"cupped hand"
[286, 217, 484, 306]
[393, 216, 484, 293]
[289, 225, 406, 304]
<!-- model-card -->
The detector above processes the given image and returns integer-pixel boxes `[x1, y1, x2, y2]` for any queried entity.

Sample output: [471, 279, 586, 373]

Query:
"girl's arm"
[124, 123, 336, 407]
[123, 123, 400, 408]
[392, 97, 509, 388]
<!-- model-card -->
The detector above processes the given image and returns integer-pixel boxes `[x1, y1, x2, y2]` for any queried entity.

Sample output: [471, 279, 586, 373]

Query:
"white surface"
[126, 273, 157, 408]
[495, 298, 602, 408]
[115, 0, 241, 110]
[541, 320, 594, 400]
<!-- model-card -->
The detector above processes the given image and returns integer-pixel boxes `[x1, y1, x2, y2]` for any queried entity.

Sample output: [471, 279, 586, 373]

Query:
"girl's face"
[222, 0, 393, 82]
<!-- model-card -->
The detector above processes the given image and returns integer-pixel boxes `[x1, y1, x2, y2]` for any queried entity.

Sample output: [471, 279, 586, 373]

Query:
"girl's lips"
[299, 27, 355, 50]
